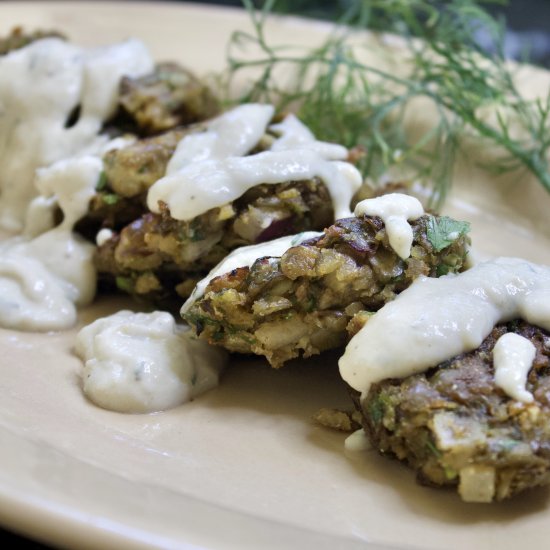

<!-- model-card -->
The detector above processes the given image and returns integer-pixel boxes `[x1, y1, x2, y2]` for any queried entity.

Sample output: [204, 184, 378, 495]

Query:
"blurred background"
[188, 0, 550, 68]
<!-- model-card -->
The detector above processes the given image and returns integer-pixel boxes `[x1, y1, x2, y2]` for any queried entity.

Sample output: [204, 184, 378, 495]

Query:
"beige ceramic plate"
[1, 3, 550, 549]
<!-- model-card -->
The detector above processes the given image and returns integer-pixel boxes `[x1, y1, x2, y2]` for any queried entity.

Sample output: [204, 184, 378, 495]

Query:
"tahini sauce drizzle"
[339, 257, 550, 400]
[0, 134, 134, 331]
[0, 37, 151, 330]
[493, 333, 536, 403]
[166, 103, 275, 173]
[181, 231, 322, 314]
[0, 37, 153, 232]
[147, 107, 362, 221]
[354, 194, 425, 259]
[0, 157, 103, 330]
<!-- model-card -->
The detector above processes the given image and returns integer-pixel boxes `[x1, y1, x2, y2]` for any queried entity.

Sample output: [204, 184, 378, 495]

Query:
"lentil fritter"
[94, 179, 334, 306]
[357, 321, 550, 502]
[183, 213, 469, 367]
[111, 62, 219, 136]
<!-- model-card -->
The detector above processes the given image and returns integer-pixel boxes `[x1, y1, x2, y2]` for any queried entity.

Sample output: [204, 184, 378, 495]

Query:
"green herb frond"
[224, 0, 550, 210]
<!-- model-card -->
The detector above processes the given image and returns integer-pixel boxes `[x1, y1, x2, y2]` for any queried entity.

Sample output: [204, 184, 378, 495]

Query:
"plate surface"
[1, 3, 550, 549]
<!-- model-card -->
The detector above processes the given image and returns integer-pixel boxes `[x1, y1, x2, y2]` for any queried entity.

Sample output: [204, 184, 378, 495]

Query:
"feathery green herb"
[225, 0, 550, 209]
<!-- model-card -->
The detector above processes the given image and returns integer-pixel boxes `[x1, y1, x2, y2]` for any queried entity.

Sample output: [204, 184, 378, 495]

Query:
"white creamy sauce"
[35, 156, 103, 229]
[0, 37, 152, 232]
[0, 229, 96, 331]
[166, 103, 275, 173]
[148, 105, 362, 221]
[0, 255, 76, 331]
[29, 135, 133, 235]
[493, 333, 536, 403]
[0, 155, 105, 330]
[354, 194, 425, 259]
[149, 149, 362, 221]
[0, 35, 148, 330]
[339, 257, 550, 399]
[269, 114, 348, 160]
[16, 230, 95, 306]
[344, 429, 371, 452]
[22, 196, 57, 238]
[76, 311, 226, 413]
[181, 231, 322, 314]
[96, 228, 115, 247]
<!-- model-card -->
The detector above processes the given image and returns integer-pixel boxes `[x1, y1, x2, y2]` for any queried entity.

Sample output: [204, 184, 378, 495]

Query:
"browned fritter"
[116, 62, 219, 135]
[95, 179, 334, 306]
[79, 129, 191, 234]
[183, 214, 470, 367]
[359, 321, 550, 502]
[74, 61, 220, 237]
[104, 128, 193, 198]
[77, 127, 209, 239]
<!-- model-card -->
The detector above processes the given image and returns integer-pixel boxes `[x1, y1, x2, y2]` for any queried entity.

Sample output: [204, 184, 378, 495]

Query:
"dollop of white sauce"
[76, 311, 227, 413]
[354, 194, 425, 259]
[96, 228, 114, 247]
[344, 429, 371, 452]
[148, 105, 362, 221]
[0, 37, 153, 232]
[181, 231, 322, 314]
[493, 333, 536, 403]
[339, 257, 550, 398]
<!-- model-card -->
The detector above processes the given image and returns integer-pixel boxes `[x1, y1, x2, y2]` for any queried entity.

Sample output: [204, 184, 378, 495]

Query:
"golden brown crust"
[184, 214, 470, 366]
[360, 321, 550, 501]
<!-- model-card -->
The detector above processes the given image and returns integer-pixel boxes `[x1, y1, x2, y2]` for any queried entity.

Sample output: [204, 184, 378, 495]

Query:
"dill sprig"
[224, 0, 550, 209]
